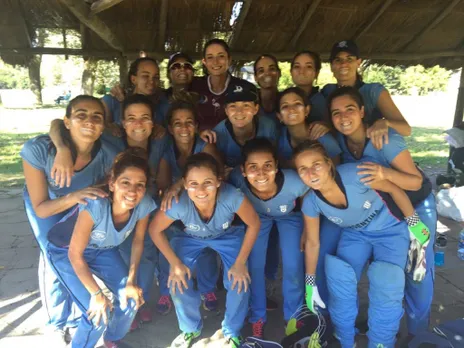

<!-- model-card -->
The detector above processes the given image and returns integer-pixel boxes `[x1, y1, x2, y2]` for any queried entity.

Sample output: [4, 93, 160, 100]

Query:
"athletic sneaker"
[252, 319, 265, 338]
[156, 295, 172, 315]
[201, 291, 218, 311]
[227, 336, 243, 347]
[47, 328, 69, 347]
[104, 340, 121, 348]
[129, 317, 140, 332]
[139, 305, 153, 322]
[170, 331, 201, 348]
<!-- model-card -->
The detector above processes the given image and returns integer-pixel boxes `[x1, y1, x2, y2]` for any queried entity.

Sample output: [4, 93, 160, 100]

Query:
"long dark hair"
[242, 137, 278, 164]
[291, 51, 322, 74]
[103, 147, 150, 197]
[182, 152, 222, 180]
[127, 57, 159, 91]
[50, 95, 105, 163]
[202, 38, 231, 76]
[166, 100, 199, 126]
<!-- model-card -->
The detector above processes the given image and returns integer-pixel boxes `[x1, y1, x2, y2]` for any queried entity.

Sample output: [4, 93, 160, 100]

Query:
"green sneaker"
[170, 331, 201, 348]
[227, 336, 243, 347]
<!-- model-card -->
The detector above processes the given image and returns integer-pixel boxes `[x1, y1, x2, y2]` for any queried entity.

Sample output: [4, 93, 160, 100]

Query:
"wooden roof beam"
[157, 0, 168, 50]
[352, 0, 395, 41]
[59, 0, 124, 52]
[90, 0, 124, 15]
[12, 1, 32, 48]
[288, 0, 322, 49]
[400, 0, 462, 52]
[229, 0, 253, 49]
[2, 47, 463, 61]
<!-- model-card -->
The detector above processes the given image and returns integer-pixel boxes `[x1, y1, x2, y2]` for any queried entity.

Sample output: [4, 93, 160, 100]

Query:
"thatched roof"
[1, 0, 463, 68]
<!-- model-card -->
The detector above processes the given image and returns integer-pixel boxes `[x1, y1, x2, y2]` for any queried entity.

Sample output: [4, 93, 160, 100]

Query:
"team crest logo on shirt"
[91, 230, 107, 241]
[222, 221, 229, 229]
[233, 85, 243, 93]
[187, 223, 200, 232]
[363, 200, 371, 209]
[212, 98, 220, 109]
[48, 178, 60, 188]
[280, 205, 287, 213]
[338, 40, 348, 48]
[124, 228, 133, 240]
[328, 216, 343, 225]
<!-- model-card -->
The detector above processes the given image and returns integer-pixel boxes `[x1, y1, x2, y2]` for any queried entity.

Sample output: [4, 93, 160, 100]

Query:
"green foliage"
[363, 64, 452, 95]
[94, 59, 119, 95]
[0, 61, 30, 89]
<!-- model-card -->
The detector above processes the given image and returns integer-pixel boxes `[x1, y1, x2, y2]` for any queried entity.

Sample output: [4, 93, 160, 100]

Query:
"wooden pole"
[453, 67, 464, 128]
[119, 56, 128, 86]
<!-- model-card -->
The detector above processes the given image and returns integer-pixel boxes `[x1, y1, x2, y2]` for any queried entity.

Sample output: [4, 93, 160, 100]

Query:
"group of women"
[21, 38, 437, 348]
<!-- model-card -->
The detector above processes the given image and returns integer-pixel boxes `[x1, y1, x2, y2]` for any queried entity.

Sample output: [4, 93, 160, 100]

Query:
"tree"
[28, 28, 47, 105]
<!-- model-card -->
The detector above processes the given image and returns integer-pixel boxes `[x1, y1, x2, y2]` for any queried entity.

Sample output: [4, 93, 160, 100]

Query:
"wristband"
[91, 289, 102, 297]
[405, 211, 420, 226]
[305, 274, 316, 286]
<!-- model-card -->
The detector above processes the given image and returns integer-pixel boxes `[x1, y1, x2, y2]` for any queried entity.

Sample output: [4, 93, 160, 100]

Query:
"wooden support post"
[91, 0, 124, 15]
[352, 0, 395, 41]
[229, 0, 253, 49]
[119, 56, 128, 86]
[60, 0, 124, 52]
[288, 0, 322, 49]
[453, 66, 464, 128]
[157, 0, 168, 50]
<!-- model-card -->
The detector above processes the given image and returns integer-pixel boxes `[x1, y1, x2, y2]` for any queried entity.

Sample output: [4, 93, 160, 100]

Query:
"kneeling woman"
[294, 142, 430, 348]
[149, 153, 260, 348]
[229, 138, 307, 337]
[46, 149, 156, 348]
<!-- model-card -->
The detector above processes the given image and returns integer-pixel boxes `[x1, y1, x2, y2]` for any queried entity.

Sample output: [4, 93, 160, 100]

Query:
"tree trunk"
[27, 28, 46, 106]
[27, 54, 43, 106]
[81, 57, 98, 95]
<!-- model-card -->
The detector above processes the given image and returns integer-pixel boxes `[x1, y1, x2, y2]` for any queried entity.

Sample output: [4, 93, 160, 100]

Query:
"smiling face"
[242, 151, 278, 192]
[131, 60, 160, 96]
[225, 101, 259, 129]
[168, 109, 197, 145]
[294, 149, 333, 191]
[202, 43, 231, 76]
[64, 99, 105, 144]
[184, 166, 221, 207]
[110, 166, 147, 211]
[169, 57, 194, 88]
[330, 51, 362, 82]
[278, 92, 310, 126]
[122, 103, 153, 142]
[291, 53, 318, 88]
[254, 56, 280, 89]
[330, 95, 364, 136]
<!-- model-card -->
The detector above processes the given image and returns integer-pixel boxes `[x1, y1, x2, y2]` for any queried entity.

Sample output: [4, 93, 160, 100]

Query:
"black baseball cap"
[330, 40, 360, 62]
[224, 81, 258, 105]
[168, 52, 194, 68]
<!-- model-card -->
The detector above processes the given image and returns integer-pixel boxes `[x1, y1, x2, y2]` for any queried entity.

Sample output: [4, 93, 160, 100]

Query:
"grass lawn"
[0, 132, 40, 188]
[0, 127, 450, 188]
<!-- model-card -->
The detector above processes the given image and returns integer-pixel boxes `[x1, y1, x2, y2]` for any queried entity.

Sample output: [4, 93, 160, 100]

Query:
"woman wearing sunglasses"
[166, 52, 196, 100]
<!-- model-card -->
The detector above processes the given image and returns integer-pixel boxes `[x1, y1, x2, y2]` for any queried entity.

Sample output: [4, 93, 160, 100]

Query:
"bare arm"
[233, 197, 261, 265]
[23, 160, 106, 218]
[68, 210, 101, 294]
[156, 158, 173, 195]
[370, 179, 414, 217]
[376, 90, 411, 136]
[303, 214, 320, 275]
[203, 143, 224, 171]
[127, 216, 149, 285]
[148, 210, 180, 266]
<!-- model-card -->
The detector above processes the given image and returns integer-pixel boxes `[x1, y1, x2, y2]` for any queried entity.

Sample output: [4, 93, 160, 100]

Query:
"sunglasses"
[169, 62, 194, 71]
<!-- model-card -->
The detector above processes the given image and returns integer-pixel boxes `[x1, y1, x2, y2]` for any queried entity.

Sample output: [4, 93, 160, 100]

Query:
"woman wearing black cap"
[190, 38, 256, 131]
[322, 40, 411, 150]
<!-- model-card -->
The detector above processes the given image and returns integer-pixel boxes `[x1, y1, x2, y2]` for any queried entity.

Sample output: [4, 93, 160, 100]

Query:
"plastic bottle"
[435, 233, 447, 267]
